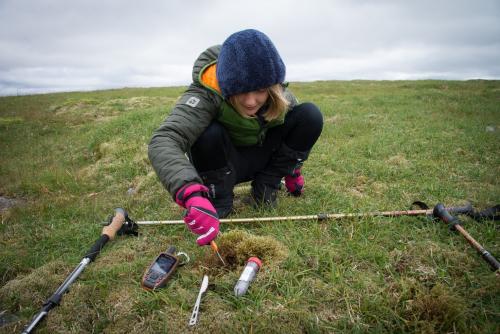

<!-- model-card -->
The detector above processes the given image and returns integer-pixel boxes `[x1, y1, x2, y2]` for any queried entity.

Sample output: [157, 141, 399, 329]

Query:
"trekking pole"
[22, 208, 138, 334]
[102, 203, 472, 226]
[433, 203, 500, 274]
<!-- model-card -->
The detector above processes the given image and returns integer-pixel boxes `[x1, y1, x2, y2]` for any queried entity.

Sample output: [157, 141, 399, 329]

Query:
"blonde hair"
[229, 84, 290, 121]
[264, 84, 290, 121]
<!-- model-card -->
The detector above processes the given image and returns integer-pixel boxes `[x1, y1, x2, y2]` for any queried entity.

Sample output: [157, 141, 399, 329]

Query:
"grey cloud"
[0, 0, 499, 96]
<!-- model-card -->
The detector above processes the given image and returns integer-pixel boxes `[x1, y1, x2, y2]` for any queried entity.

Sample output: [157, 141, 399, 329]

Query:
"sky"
[0, 0, 499, 96]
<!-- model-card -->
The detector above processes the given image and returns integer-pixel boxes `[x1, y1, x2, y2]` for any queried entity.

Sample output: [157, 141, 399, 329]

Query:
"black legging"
[190, 102, 323, 183]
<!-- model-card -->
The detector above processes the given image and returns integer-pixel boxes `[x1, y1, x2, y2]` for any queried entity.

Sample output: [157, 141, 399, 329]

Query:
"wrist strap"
[175, 183, 209, 207]
[183, 191, 206, 203]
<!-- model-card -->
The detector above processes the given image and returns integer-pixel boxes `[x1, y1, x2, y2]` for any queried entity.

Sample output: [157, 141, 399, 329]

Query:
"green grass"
[0, 81, 499, 333]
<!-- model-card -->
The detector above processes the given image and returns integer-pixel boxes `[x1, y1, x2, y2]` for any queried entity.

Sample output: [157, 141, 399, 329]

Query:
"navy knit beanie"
[216, 29, 286, 98]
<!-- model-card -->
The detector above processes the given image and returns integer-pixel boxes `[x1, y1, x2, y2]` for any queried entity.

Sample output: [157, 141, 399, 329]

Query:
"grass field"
[0, 80, 499, 333]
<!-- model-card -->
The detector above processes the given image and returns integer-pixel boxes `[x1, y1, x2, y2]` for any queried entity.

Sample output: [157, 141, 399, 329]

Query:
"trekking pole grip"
[434, 203, 500, 273]
[433, 203, 462, 230]
[102, 208, 127, 240]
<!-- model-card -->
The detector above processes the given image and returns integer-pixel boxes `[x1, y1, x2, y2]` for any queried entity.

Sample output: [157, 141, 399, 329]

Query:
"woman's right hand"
[176, 183, 220, 246]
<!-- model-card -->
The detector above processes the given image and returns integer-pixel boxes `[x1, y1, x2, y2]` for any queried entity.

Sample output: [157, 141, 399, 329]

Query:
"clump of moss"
[206, 229, 288, 270]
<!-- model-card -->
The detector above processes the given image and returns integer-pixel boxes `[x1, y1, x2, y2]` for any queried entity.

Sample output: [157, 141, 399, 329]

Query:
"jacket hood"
[192, 45, 221, 84]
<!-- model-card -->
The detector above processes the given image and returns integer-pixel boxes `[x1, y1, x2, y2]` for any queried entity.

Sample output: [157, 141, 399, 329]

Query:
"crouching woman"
[148, 29, 323, 246]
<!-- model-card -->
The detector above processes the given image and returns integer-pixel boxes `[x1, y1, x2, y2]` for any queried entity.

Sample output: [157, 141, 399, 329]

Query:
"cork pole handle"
[102, 208, 126, 240]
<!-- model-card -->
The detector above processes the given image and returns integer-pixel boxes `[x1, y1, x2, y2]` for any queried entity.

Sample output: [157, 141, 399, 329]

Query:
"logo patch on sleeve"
[185, 96, 200, 108]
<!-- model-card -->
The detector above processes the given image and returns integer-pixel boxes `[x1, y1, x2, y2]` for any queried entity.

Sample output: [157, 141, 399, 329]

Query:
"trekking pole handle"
[22, 209, 130, 334]
[433, 203, 462, 229]
[102, 208, 127, 240]
[434, 203, 500, 273]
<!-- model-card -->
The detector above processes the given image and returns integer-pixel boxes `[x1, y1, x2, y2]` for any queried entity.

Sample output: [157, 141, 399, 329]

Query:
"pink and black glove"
[284, 168, 304, 197]
[175, 183, 219, 246]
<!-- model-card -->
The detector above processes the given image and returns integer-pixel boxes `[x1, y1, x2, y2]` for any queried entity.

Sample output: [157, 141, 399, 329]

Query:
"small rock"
[486, 126, 495, 132]
[0, 196, 20, 212]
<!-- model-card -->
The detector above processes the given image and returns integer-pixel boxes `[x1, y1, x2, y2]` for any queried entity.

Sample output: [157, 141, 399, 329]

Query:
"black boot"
[251, 179, 280, 207]
[199, 166, 235, 218]
[251, 143, 309, 207]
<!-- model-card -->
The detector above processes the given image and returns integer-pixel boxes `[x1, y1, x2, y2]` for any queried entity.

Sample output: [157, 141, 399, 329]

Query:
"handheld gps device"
[141, 246, 188, 291]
